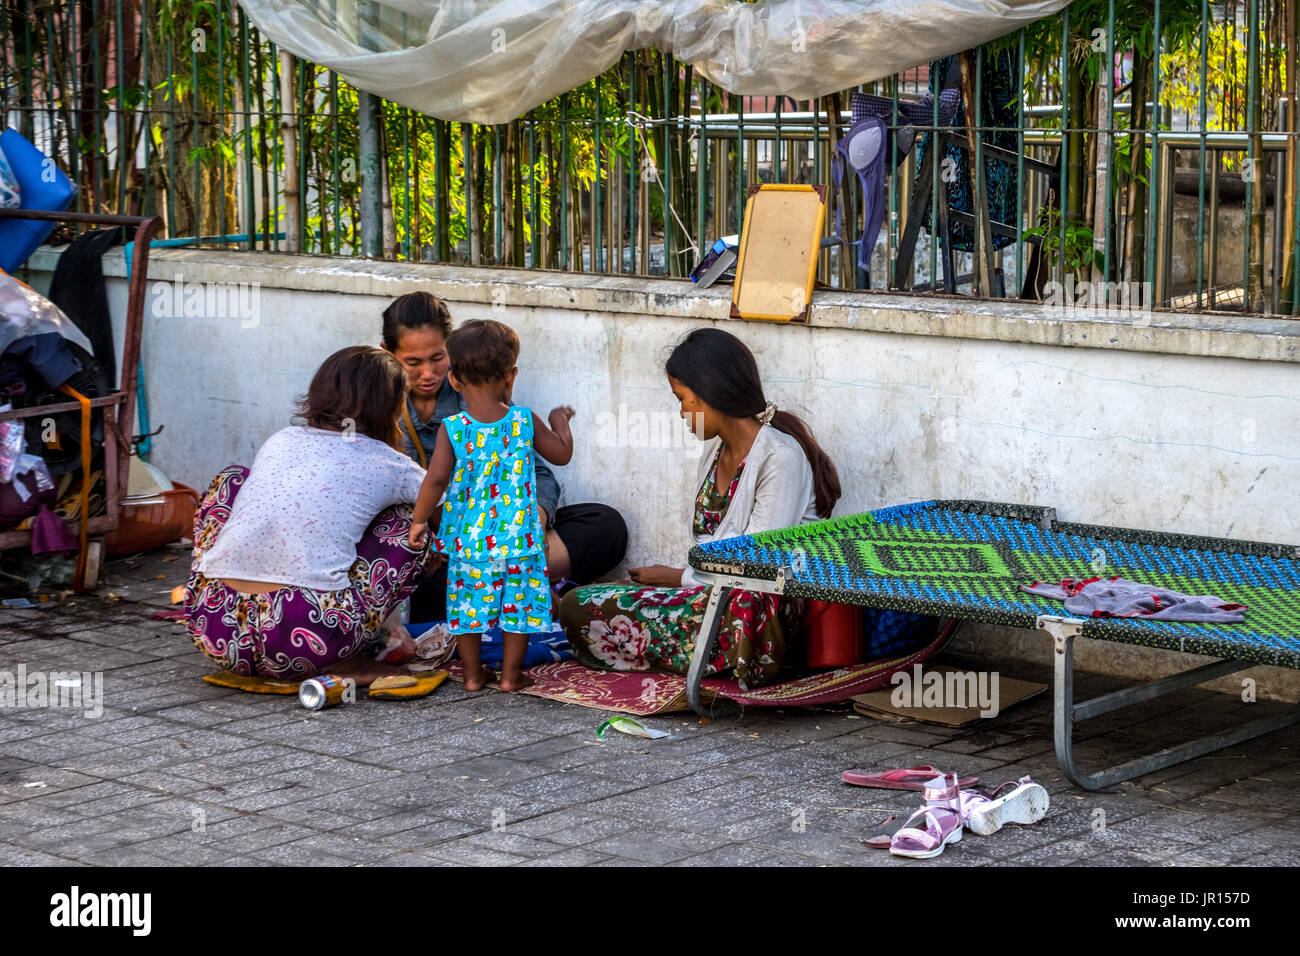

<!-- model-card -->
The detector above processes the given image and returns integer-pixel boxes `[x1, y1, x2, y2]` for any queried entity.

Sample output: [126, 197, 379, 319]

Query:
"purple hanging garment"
[0, 470, 55, 526]
[832, 116, 887, 276]
[851, 89, 961, 169]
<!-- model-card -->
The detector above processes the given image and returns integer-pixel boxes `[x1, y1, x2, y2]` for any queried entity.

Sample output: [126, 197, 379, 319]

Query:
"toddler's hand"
[548, 406, 575, 430]
[409, 521, 429, 549]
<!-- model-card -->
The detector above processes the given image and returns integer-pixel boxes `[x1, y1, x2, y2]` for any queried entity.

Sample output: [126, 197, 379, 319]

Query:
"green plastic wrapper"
[596, 715, 671, 740]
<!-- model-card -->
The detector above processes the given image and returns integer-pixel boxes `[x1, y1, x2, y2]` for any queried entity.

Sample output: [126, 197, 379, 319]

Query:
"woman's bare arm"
[409, 429, 454, 546]
[628, 564, 685, 586]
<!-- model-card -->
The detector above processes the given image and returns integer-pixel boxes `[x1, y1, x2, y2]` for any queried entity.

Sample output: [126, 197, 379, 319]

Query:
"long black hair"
[665, 327, 841, 518]
[381, 291, 453, 351]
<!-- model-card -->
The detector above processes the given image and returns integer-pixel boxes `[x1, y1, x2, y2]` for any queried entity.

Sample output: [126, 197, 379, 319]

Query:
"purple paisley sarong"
[184, 465, 435, 679]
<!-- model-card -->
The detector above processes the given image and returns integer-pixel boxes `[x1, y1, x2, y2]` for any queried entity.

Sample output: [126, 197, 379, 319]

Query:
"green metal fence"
[3, 0, 1298, 316]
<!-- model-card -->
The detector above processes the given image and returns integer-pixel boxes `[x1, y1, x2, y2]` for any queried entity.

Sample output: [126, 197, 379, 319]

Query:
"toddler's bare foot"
[463, 665, 497, 691]
[499, 673, 534, 692]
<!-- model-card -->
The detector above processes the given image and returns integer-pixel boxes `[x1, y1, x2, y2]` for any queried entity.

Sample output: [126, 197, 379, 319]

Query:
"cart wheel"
[82, 539, 105, 591]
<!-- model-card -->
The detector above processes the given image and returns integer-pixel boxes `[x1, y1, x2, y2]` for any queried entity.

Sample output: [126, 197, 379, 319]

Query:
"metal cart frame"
[0, 210, 163, 588]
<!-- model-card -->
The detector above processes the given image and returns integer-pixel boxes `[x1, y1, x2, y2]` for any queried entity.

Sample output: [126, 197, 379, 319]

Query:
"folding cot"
[686, 500, 1300, 789]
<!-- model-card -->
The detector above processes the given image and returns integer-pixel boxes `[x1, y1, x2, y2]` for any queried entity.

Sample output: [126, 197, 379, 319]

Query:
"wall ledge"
[28, 246, 1300, 364]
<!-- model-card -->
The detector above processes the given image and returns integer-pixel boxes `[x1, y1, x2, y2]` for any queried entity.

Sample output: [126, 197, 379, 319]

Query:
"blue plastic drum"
[863, 607, 940, 659]
[0, 128, 77, 274]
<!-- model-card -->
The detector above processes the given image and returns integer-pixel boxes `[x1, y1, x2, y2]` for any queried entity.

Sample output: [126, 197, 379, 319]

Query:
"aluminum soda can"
[299, 674, 353, 710]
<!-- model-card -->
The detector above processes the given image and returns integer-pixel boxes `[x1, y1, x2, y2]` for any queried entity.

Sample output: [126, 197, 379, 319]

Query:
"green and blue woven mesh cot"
[688, 500, 1300, 669]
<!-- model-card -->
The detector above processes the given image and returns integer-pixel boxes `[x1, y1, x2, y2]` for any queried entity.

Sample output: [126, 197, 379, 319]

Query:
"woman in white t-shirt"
[185, 346, 436, 683]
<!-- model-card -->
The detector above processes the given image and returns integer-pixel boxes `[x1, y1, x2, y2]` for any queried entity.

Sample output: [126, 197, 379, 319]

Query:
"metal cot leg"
[686, 582, 737, 718]
[1042, 616, 1300, 791]
[684, 568, 789, 719]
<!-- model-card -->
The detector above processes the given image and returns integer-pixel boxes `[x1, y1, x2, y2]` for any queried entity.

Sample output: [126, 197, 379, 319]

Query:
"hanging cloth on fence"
[235, 0, 1072, 125]
[851, 89, 962, 170]
[913, 49, 1021, 252]
[832, 116, 887, 276]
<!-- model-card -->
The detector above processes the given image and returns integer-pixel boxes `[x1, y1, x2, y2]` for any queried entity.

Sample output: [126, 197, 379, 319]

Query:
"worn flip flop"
[842, 766, 979, 791]
[368, 671, 449, 700]
[202, 672, 300, 695]
[861, 814, 906, 849]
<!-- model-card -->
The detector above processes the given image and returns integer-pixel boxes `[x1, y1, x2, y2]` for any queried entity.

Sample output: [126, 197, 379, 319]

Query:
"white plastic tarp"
[236, 0, 1071, 124]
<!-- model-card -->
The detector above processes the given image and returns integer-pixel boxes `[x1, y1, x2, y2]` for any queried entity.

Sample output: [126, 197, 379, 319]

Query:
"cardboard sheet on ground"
[731, 184, 826, 322]
[850, 663, 1046, 727]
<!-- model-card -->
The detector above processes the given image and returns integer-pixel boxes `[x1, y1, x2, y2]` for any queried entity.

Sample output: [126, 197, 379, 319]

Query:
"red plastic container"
[104, 483, 199, 557]
[803, 600, 864, 667]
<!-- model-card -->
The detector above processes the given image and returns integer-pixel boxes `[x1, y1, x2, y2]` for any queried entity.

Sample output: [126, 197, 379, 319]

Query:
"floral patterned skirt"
[559, 583, 801, 690]
[184, 465, 437, 680]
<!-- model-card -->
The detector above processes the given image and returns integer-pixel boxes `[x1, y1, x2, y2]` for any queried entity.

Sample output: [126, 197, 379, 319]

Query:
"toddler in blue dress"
[410, 319, 574, 691]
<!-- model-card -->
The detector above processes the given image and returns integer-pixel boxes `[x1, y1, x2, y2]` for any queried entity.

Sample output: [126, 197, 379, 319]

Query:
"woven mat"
[445, 660, 700, 715]
[443, 621, 951, 715]
[691, 500, 1300, 669]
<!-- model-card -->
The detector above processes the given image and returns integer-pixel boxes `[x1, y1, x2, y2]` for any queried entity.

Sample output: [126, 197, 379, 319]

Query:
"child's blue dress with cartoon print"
[435, 406, 551, 634]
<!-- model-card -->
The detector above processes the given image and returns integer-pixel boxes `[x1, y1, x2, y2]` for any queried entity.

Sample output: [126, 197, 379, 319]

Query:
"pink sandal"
[843, 765, 979, 791]
[888, 773, 965, 859]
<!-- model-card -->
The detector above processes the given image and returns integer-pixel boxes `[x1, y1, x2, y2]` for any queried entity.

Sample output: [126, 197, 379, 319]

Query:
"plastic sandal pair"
[888, 774, 1050, 859]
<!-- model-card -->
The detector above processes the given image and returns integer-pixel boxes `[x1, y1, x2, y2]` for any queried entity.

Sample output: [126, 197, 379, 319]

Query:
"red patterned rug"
[444, 619, 955, 715]
[444, 660, 704, 714]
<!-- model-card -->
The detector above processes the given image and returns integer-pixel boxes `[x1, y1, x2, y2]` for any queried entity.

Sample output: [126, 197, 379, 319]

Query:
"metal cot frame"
[684, 563, 1300, 791]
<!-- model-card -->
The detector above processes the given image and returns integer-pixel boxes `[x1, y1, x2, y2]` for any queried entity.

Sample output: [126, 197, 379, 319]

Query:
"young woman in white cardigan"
[560, 328, 841, 689]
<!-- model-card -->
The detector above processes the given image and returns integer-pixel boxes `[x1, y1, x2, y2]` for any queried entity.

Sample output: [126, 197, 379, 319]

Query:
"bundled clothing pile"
[1021, 576, 1247, 624]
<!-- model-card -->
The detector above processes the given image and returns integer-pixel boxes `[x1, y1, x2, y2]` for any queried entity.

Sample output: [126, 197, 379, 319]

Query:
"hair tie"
[757, 401, 777, 425]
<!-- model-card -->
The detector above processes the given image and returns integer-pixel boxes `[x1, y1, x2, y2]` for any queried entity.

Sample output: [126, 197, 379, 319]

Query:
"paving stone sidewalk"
[1, 549, 1298, 867]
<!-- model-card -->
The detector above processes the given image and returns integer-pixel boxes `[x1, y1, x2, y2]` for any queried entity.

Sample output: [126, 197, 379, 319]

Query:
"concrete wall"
[1169, 193, 1275, 299]
[24, 247, 1300, 700]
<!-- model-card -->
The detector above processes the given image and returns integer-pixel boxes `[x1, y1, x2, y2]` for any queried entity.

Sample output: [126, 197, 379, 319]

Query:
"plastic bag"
[0, 272, 95, 358]
[0, 145, 20, 209]
[10, 454, 53, 502]
[0, 403, 23, 483]
[596, 715, 671, 740]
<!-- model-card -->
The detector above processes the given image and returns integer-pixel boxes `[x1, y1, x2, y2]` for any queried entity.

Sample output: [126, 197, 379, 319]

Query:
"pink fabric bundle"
[1021, 576, 1246, 623]
[30, 504, 76, 555]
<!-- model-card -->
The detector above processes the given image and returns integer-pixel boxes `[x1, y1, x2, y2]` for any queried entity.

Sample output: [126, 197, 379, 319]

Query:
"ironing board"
[686, 500, 1300, 790]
